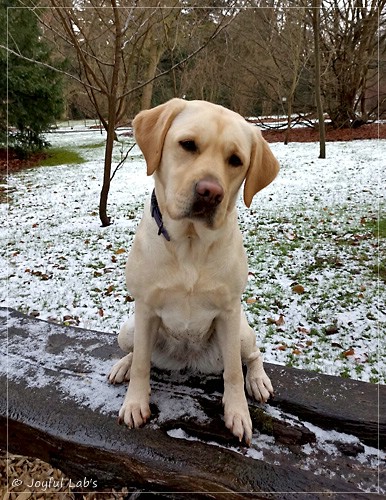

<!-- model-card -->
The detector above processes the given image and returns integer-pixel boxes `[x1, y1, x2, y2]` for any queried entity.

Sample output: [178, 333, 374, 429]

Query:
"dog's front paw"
[108, 353, 133, 384]
[245, 367, 274, 403]
[245, 351, 274, 403]
[118, 395, 151, 429]
[223, 393, 253, 446]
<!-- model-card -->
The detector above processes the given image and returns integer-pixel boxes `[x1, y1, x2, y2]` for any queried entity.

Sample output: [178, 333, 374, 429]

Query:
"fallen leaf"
[267, 314, 285, 326]
[98, 308, 104, 317]
[343, 348, 355, 357]
[325, 325, 339, 335]
[246, 297, 257, 304]
[292, 284, 305, 294]
[115, 248, 126, 255]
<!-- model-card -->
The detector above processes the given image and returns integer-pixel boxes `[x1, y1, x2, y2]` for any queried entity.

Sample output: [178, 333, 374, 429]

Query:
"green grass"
[359, 217, 386, 238]
[78, 142, 105, 150]
[371, 262, 386, 282]
[363, 217, 386, 281]
[39, 147, 85, 167]
[375, 218, 386, 238]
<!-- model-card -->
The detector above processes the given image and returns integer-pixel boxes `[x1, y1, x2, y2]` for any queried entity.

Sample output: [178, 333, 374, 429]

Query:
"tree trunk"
[141, 42, 162, 110]
[284, 82, 297, 145]
[329, 98, 356, 129]
[99, 100, 116, 227]
[99, 0, 121, 227]
[284, 97, 292, 145]
[312, 0, 326, 159]
[3, 307, 385, 496]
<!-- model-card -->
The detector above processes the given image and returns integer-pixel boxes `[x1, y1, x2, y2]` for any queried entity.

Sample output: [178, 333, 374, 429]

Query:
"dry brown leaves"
[0, 450, 129, 500]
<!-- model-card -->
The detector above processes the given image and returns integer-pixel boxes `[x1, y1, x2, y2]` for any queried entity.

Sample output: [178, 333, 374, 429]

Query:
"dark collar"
[150, 189, 171, 241]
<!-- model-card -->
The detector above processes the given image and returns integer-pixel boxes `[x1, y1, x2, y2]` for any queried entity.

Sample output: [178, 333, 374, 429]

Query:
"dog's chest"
[155, 266, 226, 331]
[143, 252, 232, 337]
[160, 303, 215, 343]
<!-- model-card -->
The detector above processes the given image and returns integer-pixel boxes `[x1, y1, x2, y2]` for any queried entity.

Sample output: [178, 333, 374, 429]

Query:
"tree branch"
[110, 142, 136, 182]
[118, 9, 239, 100]
[0, 44, 104, 94]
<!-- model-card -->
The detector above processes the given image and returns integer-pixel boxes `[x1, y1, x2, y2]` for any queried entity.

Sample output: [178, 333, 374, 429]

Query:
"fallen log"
[0, 307, 384, 497]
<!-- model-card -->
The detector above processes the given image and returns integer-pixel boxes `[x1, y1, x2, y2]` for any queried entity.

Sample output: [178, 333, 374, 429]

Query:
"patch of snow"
[152, 391, 209, 424]
[167, 428, 197, 441]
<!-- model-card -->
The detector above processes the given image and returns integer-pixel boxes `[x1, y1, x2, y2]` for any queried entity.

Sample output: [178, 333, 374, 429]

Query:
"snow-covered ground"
[2, 128, 385, 384]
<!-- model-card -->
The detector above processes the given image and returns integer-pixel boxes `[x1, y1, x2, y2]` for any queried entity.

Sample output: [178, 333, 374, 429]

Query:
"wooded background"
[1, 0, 385, 225]
[3, 0, 385, 128]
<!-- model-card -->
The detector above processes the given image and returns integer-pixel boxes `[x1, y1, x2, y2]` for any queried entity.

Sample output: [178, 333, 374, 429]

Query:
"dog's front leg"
[217, 305, 253, 446]
[118, 301, 159, 428]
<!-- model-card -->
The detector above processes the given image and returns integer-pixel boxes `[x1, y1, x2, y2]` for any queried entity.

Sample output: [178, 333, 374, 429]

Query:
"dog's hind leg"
[108, 316, 135, 384]
[240, 310, 274, 403]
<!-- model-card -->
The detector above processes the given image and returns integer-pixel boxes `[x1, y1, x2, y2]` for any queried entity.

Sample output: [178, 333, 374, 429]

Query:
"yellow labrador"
[109, 98, 279, 445]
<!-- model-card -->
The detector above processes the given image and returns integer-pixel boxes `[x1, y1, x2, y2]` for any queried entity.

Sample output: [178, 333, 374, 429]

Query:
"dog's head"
[133, 98, 279, 229]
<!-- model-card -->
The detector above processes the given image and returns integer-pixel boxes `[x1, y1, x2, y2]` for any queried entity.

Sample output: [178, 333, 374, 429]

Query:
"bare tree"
[319, 0, 386, 128]
[191, 0, 385, 133]
[279, 7, 312, 144]
[6, 1, 237, 226]
[223, 3, 314, 134]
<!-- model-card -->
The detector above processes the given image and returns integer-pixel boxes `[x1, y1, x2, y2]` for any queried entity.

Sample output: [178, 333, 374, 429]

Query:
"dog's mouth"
[187, 194, 222, 227]
[190, 199, 217, 218]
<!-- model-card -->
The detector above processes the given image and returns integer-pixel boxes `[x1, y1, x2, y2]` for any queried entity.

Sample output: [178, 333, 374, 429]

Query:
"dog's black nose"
[195, 179, 224, 206]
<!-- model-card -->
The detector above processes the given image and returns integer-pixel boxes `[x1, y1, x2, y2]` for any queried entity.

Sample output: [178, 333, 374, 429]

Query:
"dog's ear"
[133, 98, 186, 175]
[243, 128, 279, 207]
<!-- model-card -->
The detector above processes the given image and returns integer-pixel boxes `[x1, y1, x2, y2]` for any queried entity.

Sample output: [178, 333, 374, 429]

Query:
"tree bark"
[312, 0, 326, 159]
[284, 84, 296, 145]
[2, 307, 384, 497]
[99, 98, 116, 227]
[141, 42, 163, 110]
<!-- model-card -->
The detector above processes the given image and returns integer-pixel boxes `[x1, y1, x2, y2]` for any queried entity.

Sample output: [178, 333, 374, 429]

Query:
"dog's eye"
[179, 140, 197, 153]
[229, 154, 243, 167]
